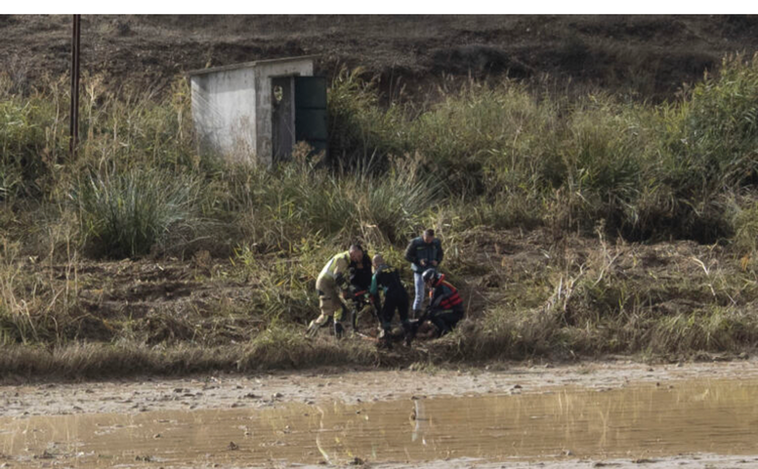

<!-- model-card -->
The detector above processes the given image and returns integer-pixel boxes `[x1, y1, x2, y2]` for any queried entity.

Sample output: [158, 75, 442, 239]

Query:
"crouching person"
[369, 254, 412, 349]
[420, 268, 464, 337]
[307, 245, 364, 339]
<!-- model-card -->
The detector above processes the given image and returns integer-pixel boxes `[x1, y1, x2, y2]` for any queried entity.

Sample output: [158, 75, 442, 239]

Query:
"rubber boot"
[378, 329, 392, 350]
[402, 322, 413, 346]
[306, 320, 319, 337]
[334, 321, 345, 339]
[409, 319, 420, 338]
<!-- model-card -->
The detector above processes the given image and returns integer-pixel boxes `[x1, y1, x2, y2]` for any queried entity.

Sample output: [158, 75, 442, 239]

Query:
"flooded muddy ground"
[2, 359, 758, 468]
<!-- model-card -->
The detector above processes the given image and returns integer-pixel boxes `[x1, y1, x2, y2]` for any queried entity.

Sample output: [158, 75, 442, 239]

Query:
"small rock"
[153, 433, 161, 439]
[350, 456, 365, 465]
[243, 393, 258, 399]
[227, 441, 239, 451]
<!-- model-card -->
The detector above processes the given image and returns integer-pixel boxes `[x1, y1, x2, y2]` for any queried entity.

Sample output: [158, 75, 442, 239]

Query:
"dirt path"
[2, 358, 756, 419]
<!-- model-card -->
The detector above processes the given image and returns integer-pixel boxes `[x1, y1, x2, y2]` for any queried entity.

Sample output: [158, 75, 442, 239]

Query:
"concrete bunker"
[187, 56, 327, 166]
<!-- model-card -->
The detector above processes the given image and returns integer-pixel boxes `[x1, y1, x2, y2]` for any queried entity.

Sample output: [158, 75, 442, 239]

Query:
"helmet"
[422, 268, 438, 284]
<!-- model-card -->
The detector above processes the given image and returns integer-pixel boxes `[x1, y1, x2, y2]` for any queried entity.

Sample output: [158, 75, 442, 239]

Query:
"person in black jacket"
[348, 244, 372, 293]
[404, 229, 443, 318]
[369, 254, 411, 348]
[347, 244, 374, 330]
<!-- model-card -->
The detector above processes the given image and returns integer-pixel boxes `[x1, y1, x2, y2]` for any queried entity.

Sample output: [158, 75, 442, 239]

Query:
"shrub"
[72, 168, 202, 258]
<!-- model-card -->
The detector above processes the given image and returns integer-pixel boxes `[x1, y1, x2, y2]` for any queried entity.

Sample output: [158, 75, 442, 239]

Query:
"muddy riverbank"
[2, 359, 756, 419]
[3, 360, 758, 468]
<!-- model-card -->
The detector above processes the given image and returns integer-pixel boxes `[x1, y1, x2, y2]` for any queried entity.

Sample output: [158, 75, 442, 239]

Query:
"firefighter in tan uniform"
[307, 245, 365, 338]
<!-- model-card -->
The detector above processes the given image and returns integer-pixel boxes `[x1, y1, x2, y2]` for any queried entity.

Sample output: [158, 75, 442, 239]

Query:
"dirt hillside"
[2, 15, 758, 99]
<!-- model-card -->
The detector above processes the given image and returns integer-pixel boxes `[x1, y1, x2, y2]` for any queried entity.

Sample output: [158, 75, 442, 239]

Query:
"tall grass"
[5, 55, 758, 255]
[220, 151, 440, 251]
[71, 168, 202, 258]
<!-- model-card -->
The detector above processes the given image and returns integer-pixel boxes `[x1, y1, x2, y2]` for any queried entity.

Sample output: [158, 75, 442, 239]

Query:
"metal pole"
[69, 14, 81, 158]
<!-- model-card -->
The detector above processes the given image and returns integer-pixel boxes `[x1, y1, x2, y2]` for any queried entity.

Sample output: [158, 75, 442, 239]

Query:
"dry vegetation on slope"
[3, 17, 758, 379]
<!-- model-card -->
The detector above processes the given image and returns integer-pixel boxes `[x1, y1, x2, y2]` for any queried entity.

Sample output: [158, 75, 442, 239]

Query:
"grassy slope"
[3, 227, 758, 380]
[4, 52, 758, 379]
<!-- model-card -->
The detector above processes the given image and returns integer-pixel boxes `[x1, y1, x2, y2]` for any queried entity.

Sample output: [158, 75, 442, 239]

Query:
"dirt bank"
[2, 359, 756, 419]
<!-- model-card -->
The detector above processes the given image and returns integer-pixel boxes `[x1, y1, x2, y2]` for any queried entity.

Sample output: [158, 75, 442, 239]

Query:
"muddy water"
[1, 379, 757, 467]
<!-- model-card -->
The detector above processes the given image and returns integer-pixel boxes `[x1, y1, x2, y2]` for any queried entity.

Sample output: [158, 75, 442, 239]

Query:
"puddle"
[1, 379, 758, 467]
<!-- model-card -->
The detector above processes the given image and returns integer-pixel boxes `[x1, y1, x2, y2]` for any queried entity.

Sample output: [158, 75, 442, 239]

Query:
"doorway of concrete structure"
[271, 76, 295, 163]
[294, 76, 328, 159]
[271, 76, 328, 163]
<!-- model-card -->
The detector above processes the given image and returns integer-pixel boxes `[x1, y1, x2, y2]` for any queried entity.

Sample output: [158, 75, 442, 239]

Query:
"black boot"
[402, 321, 413, 346]
[334, 321, 345, 339]
[403, 331, 413, 347]
[412, 309, 422, 320]
[378, 329, 393, 350]
[407, 320, 419, 343]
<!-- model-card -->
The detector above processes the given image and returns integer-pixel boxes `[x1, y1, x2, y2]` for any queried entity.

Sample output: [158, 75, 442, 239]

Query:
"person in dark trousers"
[404, 229, 444, 318]
[369, 254, 412, 348]
[421, 268, 464, 337]
[347, 244, 374, 329]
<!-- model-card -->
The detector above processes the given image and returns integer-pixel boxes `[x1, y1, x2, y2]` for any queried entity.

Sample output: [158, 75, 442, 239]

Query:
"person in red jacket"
[419, 268, 464, 337]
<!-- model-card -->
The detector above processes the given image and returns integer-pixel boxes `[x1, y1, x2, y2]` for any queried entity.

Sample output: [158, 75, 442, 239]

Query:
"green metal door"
[295, 76, 328, 158]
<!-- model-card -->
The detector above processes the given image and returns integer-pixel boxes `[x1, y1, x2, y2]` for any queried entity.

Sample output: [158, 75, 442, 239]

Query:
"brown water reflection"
[1, 379, 757, 467]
